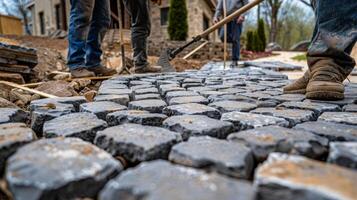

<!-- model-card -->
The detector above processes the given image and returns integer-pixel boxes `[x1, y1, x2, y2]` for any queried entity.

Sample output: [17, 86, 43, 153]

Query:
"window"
[160, 7, 169, 26]
[39, 11, 45, 35]
[55, 4, 61, 30]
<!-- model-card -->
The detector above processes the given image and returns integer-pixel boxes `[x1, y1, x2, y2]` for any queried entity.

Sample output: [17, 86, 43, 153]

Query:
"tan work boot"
[71, 68, 95, 78]
[89, 65, 117, 76]
[283, 70, 310, 94]
[133, 65, 162, 73]
[306, 65, 346, 100]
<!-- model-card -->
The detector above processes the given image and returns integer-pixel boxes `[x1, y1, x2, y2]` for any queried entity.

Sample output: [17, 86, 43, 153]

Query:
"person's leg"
[230, 21, 242, 67]
[123, 0, 150, 68]
[85, 0, 110, 68]
[306, 0, 357, 100]
[67, 0, 95, 70]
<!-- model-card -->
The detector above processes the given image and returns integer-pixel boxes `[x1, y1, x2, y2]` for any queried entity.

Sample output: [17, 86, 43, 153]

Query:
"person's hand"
[151, 0, 162, 5]
[213, 17, 219, 24]
[237, 16, 245, 24]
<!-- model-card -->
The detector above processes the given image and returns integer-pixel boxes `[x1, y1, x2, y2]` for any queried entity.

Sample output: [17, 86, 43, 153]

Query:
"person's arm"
[214, 0, 223, 23]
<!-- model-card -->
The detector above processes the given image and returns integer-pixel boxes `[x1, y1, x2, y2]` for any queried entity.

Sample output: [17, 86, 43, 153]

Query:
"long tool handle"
[200, 0, 264, 38]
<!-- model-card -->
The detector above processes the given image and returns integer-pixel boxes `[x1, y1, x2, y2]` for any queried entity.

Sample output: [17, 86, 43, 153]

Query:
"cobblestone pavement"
[1, 67, 357, 200]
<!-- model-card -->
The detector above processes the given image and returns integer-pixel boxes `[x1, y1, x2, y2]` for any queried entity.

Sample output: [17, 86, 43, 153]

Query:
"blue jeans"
[67, 0, 110, 70]
[308, 0, 357, 76]
[223, 20, 242, 61]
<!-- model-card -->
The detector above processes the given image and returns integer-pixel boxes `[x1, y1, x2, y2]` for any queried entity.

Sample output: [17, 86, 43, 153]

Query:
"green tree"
[257, 19, 267, 50]
[168, 0, 188, 41]
[246, 31, 254, 51]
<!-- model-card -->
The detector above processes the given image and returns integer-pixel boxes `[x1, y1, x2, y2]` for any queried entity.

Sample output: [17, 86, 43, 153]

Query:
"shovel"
[158, 0, 264, 72]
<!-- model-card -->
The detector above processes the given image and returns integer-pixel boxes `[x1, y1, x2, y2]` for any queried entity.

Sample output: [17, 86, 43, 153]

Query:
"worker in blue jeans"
[214, 0, 249, 68]
[67, 0, 117, 78]
[284, 0, 357, 100]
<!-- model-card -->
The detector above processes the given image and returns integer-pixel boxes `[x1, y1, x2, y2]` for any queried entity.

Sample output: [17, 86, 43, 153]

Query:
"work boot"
[230, 61, 238, 68]
[306, 64, 346, 100]
[70, 68, 95, 78]
[283, 70, 310, 94]
[89, 65, 117, 76]
[133, 65, 162, 73]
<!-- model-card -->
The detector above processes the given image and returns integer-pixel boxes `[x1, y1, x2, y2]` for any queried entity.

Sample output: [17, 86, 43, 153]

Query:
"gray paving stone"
[30, 96, 87, 111]
[99, 160, 254, 200]
[165, 91, 199, 101]
[0, 108, 28, 124]
[228, 126, 328, 161]
[163, 115, 233, 140]
[94, 94, 130, 106]
[319, 112, 357, 125]
[255, 153, 357, 200]
[343, 104, 357, 112]
[30, 103, 74, 135]
[277, 101, 341, 116]
[169, 96, 209, 105]
[209, 101, 257, 113]
[6, 138, 122, 200]
[218, 87, 246, 94]
[221, 111, 289, 131]
[94, 124, 182, 163]
[0, 123, 36, 175]
[163, 103, 221, 119]
[294, 121, 357, 141]
[182, 83, 204, 88]
[133, 93, 161, 101]
[199, 90, 229, 98]
[251, 107, 315, 127]
[133, 87, 158, 95]
[43, 113, 107, 142]
[304, 98, 355, 106]
[130, 84, 155, 91]
[328, 142, 357, 169]
[259, 94, 305, 103]
[80, 101, 127, 120]
[208, 94, 256, 103]
[128, 99, 167, 113]
[169, 136, 254, 179]
[98, 88, 132, 96]
[240, 92, 270, 100]
[129, 80, 152, 87]
[256, 100, 280, 107]
[187, 86, 214, 92]
[99, 83, 128, 90]
[107, 110, 167, 126]
[207, 84, 231, 90]
[159, 85, 185, 96]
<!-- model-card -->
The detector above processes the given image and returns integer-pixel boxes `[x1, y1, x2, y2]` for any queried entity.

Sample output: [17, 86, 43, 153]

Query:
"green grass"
[291, 54, 307, 61]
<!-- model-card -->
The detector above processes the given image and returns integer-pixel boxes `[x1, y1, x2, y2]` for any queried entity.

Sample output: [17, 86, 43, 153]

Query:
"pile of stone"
[0, 67, 357, 200]
[0, 41, 38, 84]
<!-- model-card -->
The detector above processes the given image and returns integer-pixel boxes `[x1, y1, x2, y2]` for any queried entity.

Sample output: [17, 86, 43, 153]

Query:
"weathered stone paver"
[94, 124, 182, 163]
[228, 126, 328, 161]
[169, 95, 209, 105]
[277, 101, 341, 115]
[165, 91, 199, 101]
[319, 112, 357, 125]
[128, 99, 167, 113]
[133, 93, 161, 101]
[294, 121, 357, 141]
[99, 160, 254, 200]
[163, 115, 233, 140]
[0, 108, 28, 124]
[169, 136, 254, 178]
[94, 94, 130, 106]
[6, 138, 122, 200]
[343, 104, 357, 112]
[80, 101, 127, 120]
[98, 88, 132, 96]
[221, 111, 289, 131]
[259, 93, 305, 103]
[0, 123, 36, 174]
[29, 96, 87, 111]
[209, 100, 257, 113]
[255, 153, 357, 200]
[328, 142, 357, 169]
[107, 110, 167, 126]
[251, 107, 315, 127]
[163, 103, 221, 119]
[30, 103, 74, 135]
[43, 113, 107, 142]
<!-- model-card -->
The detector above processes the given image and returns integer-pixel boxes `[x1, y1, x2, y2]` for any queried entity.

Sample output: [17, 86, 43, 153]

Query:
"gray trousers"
[123, 0, 151, 68]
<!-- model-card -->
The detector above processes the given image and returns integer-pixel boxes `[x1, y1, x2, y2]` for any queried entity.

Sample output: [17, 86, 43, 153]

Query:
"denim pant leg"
[67, 0, 95, 70]
[85, 0, 111, 68]
[307, 0, 357, 76]
[231, 22, 242, 61]
[123, 0, 151, 67]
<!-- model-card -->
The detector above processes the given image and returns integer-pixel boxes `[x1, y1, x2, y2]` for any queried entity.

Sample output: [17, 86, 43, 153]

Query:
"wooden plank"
[0, 81, 58, 98]
[68, 75, 115, 81]
[21, 82, 44, 88]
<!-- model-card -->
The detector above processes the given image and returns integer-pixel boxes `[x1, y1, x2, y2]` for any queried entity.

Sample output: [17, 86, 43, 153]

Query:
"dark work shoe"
[230, 61, 238, 68]
[89, 65, 117, 76]
[133, 65, 162, 73]
[70, 68, 95, 78]
[283, 70, 310, 94]
[306, 65, 347, 100]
